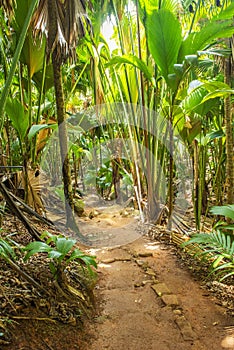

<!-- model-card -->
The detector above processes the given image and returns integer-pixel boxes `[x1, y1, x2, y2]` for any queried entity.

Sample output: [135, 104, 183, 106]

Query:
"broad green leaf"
[33, 64, 54, 92]
[28, 124, 57, 140]
[106, 54, 153, 81]
[201, 89, 234, 103]
[56, 238, 76, 255]
[178, 20, 234, 62]
[48, 250, 63, 260]
[197, 130, 224, 146]
[20, 33, 46, 78]
[139, 0, 178, 16]
[24, 241, 51, 252]
[182, 82, 220, 116]
[23, 34, 46, 78]
[204, 130, 224, 143]
[68, 249, 97, 268]
[146, 9, 182, 80]
[213, 2, 234, 20]
[80, 255, 97, 268]
[13, 0, 46, 77]
[24, 241, 51, 260]
[138, 0, 157, 18]
[173, 64, 184, 78]
[202, 81, 234, 92]
[182, 86, 206, 113]
[0, 0, 39, 125]
[210, 205, 234, 220]
[5, 98, 29, 139]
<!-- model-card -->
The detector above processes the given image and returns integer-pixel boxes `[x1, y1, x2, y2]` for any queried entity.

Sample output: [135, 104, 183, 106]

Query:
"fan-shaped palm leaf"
[183, 230, 234, 281]
[146, 9, 182, 80]
[32, 0, 92, 63]
[0, 0, 15, 17]
[178, 19, 234, 62]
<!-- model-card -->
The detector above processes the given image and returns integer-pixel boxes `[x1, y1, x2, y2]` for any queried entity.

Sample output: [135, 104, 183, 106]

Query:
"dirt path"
[1, 200, 233, 350]
[82, 235, 234, 350]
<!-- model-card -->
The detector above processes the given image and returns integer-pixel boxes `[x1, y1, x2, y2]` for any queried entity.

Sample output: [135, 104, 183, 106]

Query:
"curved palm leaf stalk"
[32, 49, 47, 164]
[112, 2, 147, 205]
[136, 0, 153, 221]
[188, 0, 201, 35]
[0, 22, 8, 81]
[117, 4, 146, 213]
[0, 0, 39, 131]
[110, 0, 133, 104]
[89, 8, 146, 214]
[224, 39, 234, 206]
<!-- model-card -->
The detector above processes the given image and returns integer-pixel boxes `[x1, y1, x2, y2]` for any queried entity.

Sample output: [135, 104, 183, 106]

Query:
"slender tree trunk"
[168, 110, 174, 230]
[224, 42, 234, 205]
[47, 0, 83, 238]
[52, 54, 74, 226]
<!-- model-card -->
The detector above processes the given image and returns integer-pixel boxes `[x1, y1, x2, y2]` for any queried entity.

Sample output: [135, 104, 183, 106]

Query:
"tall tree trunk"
[47, 0, 83, 238]
[52, 53, 74, 227]
[224, 39, 234, 205]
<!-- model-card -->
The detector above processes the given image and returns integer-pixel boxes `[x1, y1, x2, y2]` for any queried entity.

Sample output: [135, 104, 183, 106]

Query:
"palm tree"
[31, 0, 91, 235]
[0, 0, 91, 238]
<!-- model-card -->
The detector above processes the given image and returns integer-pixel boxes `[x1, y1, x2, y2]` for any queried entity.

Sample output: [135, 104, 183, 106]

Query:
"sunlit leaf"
[178, 19, 234, 62]
[107, 54, 153, 81]
[210, 205, 234, 220]
[28, 124, 57, 140]
[201, 89, 234, 103]
[0, 239, 16, 260]
[24, 241, 51, 260]
[5, 98, 29, 139]
[146, 9, 182, 79]
[56, 237, 76, 255]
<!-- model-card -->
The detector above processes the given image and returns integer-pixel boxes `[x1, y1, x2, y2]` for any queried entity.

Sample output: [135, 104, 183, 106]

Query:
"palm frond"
[64, 0, 92, 61]
[183, 230, 234, 281]
[146, 8, 182, 79]
[32, 0, 92, 63]
[0, 0, 15, 17]
[179, 19, 234, 62]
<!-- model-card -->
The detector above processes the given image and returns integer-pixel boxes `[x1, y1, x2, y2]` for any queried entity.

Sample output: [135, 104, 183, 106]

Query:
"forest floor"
[1, 197, 234, 350]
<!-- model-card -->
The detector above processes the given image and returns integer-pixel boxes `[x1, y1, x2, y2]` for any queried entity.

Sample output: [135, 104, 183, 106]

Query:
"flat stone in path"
[151, 283, 171, 296]
[161, 294, 179, 307]
[175, 315, 197, 341]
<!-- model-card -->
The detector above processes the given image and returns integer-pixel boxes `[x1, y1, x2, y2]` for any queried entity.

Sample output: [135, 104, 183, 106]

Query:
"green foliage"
[183, 230, 234, 281]
[28, 123, 58, 140]
[146, 9, 182, 80]
[0, 238, 16, 261]
[182, 80, 233, 117]
[182, 205, 234, 281]
[0, 0, 39, 125]
[96, 163, 113, 193]
[106, 54, 153, 81]
[5, 98, 29, 140]
[24, 232, 97, 277]
[210, 204, 234, 221]
[178, 19, 234, 62]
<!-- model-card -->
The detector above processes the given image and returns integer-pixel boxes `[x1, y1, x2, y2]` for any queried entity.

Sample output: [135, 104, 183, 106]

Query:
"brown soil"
[81, 235, 234, 350]
[1, 204, 234, 350]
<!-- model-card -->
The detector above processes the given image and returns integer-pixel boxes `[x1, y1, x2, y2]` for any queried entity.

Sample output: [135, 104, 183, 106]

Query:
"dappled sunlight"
[221, 328, 234, 349]
[144, 242, 161, 251]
